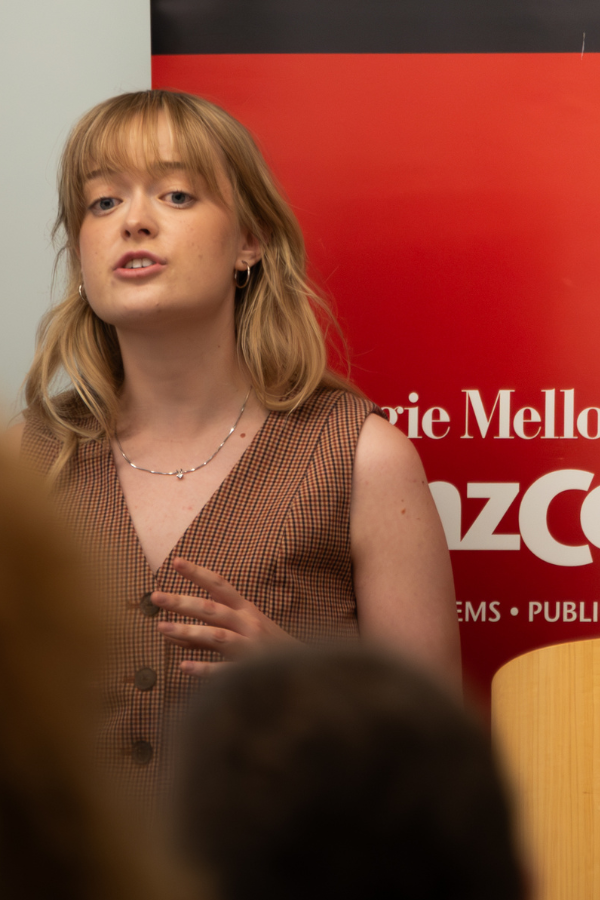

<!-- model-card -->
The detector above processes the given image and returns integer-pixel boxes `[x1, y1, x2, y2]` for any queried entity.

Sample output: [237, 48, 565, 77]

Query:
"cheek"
[188, 229, 237, 274]
[78, 227, 94, 269]
[78, 227, 105, 276]
[201, 209, 242, 258]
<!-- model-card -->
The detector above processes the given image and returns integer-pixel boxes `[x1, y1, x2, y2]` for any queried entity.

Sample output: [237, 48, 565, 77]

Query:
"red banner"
[153, 52, 600, 706]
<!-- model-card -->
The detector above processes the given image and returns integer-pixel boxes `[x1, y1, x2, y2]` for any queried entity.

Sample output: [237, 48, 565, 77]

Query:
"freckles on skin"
[198, 222, 241, 266]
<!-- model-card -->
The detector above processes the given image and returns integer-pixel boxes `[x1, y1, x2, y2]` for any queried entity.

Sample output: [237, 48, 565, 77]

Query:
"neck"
[115, 318, 250, 438]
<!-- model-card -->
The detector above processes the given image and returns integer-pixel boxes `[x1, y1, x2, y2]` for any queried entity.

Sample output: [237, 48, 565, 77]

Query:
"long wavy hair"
[25, 90, 358, 478]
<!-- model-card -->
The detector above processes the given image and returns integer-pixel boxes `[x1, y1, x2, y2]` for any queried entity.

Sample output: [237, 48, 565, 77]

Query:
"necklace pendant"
[115, 386, 251, 480]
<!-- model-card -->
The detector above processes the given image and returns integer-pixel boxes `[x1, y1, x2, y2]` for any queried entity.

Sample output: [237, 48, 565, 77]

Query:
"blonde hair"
[24, 90, 358, 477]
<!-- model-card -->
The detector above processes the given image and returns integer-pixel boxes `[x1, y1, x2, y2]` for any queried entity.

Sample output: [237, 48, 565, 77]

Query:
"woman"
[17, 90, 460, 795]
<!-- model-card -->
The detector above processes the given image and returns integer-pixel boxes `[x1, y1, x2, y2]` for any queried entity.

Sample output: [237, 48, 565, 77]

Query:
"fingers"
[151, 590, 239, 631]
[152, 559, 297, 677]
[157, 620, 250, 659]
[180, 659, 228, 678]
[172, 557, 248, 610]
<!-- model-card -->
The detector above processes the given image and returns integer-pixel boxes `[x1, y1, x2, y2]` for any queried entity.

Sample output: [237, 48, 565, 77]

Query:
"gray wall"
[0, 0, 151, 413]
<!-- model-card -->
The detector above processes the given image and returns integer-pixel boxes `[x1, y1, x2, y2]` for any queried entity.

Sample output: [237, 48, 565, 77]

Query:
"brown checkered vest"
[23, 388, 380, 798]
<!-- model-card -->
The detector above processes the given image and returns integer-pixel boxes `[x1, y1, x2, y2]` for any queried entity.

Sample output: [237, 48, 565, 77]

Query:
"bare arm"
[351, 414, 461, 691]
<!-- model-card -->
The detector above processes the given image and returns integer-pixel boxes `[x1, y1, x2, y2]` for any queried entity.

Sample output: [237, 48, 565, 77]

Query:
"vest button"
[134, 667, 157, 691]
[140, 592, 159, 617]
[131, 740, 153, 766]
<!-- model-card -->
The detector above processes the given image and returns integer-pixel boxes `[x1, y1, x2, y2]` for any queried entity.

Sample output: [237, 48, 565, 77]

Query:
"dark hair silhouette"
[178, 647, 525, 900]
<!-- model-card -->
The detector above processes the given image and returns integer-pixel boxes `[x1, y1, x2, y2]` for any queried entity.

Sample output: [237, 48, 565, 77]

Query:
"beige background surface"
[0, 0, 151, 412]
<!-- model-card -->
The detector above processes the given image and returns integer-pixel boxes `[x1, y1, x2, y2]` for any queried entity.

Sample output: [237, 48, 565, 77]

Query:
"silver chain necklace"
[115, 387, 252, 480]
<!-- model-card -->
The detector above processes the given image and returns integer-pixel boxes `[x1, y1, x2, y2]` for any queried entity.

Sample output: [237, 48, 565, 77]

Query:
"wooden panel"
[492, 639, 600, 899]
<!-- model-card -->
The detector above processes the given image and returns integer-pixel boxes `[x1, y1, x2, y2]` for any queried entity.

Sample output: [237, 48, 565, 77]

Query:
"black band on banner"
[151, 0, 599, 55]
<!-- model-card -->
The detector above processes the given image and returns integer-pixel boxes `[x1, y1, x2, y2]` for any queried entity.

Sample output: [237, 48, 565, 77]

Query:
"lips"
[114, 251, 167, 279]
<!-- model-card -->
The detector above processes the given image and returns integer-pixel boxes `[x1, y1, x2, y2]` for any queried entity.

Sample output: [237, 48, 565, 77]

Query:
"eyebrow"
[85, 161, 188, 181]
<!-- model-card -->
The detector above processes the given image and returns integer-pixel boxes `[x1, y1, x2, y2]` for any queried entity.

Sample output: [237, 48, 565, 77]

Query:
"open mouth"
[115, 252, 167, 277]
[124, 257, 156, 269]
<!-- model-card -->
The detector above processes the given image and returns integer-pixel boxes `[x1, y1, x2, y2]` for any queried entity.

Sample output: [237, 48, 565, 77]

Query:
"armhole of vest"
[332, 391, 385, 432]
[318, 392, 380, 468]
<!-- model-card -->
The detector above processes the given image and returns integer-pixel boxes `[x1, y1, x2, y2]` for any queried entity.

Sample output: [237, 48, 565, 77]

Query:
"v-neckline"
[107, 409, 275, 580]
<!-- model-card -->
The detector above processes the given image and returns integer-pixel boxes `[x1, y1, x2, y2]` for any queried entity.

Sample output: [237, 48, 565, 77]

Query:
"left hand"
[152, 557, 297, 677]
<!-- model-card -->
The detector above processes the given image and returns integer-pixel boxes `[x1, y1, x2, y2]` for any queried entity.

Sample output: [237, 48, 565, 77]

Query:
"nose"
[122, 191, 157, 239]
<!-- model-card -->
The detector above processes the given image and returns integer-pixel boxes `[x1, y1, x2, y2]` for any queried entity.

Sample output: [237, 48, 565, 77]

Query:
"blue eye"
[91, 197, 118, 212]
[168, 191, 192, 206]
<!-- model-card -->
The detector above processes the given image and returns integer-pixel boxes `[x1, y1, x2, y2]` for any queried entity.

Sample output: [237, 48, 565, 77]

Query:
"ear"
[235, 229, 262, 270]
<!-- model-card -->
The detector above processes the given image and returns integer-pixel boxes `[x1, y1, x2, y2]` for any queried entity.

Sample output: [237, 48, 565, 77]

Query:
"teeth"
[124, 257, 155, 269]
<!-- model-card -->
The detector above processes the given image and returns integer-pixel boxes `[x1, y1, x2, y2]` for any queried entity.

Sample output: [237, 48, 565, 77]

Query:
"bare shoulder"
[351, 412, 461, 692]
[354, 412, 427, 484]
[3, 421, 26, 459]
[352, 413, 438, 548]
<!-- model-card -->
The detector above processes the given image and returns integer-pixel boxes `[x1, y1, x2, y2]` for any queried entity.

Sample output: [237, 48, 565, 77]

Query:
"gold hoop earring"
[79, 283, 88, 302]
[234, 262, 251, 289]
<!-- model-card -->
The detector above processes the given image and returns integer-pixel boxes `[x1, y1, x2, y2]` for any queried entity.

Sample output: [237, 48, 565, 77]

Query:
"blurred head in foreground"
[178, 647, 526, 900]
[0, 449, 196, 900]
